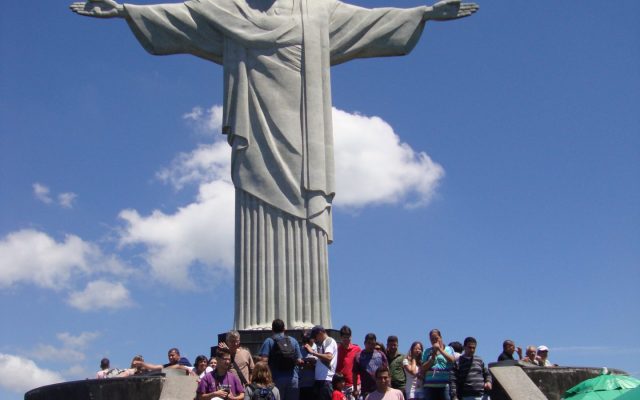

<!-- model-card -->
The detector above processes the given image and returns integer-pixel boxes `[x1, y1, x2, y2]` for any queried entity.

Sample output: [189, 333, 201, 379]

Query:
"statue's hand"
[426, 0, 479, 21]
[69, 0, 124, 18]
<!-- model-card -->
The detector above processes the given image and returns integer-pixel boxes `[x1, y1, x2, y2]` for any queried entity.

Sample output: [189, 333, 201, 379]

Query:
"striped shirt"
[450, 355, 491, 397]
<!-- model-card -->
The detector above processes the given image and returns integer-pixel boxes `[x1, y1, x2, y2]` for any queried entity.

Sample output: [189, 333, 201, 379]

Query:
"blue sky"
[1, 0, 639, 398]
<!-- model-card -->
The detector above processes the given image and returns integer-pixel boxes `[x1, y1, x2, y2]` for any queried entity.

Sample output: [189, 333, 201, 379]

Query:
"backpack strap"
[231, 355, 249, 386]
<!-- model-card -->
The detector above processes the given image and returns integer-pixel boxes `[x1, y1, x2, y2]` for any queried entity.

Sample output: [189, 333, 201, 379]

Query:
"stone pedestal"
[212, 329, 341, 357]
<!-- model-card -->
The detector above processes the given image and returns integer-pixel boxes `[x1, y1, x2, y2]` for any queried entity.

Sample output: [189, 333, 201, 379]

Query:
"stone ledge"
[488, 361, 628, 400]
[25, 373, 198, 400]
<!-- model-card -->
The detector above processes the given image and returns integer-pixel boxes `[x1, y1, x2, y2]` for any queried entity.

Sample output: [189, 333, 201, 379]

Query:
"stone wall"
[25, 373, 198, 400]
[522, 365, 627, 400]
[488, 361, 628, 400]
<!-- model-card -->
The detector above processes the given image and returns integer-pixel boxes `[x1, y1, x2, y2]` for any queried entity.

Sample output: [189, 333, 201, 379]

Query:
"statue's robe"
[124, 0, 427, 329]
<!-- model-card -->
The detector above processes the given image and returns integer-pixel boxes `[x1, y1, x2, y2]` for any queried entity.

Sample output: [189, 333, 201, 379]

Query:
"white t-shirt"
[402, 358, 422, 399]
[314, 336, 338, 381]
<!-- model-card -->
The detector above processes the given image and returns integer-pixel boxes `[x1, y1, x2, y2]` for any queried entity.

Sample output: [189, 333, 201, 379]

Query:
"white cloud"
[0, 229, 130, 291]
[179, 105, 443, 208]
[156, 142, 231, 190]
[116, 105, 442, 288]
[29, 344, 85, 363]
[62, 365, 90, 380]
[58, 192, 78, 209]
[33, 183, 78, 208]
[25, 331, 100, 379]
[33, 182, 53, 204]
[67, 280, 133, 311]
[332, 107, 444, 208]
[118, 179, 235, 289]
[56, 332, 100, 350]
[183, 105, 223, 135]
[0, 353, 63, 393]
[0, 229, 94, 289]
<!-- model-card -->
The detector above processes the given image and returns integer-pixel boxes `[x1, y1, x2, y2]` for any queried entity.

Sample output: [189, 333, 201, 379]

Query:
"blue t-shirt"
[421, 346, 454, 387]
[259, 333, 302, 380]
[353, 350, 387, 393]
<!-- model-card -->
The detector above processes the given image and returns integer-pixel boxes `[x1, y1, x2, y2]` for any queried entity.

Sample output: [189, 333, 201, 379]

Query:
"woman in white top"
[403, 342, 424, 400]
[194, 355, 214, 381]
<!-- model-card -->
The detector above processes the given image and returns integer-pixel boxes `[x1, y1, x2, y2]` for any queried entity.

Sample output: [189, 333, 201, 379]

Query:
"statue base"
[212, 329, 341, 357]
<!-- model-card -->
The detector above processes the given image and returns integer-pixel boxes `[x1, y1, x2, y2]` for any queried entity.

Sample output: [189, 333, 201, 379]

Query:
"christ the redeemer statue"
[71, 0, 478, 330]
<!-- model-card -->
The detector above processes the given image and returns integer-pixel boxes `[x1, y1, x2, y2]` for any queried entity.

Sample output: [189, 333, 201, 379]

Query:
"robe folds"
[124, 0, 427, 328]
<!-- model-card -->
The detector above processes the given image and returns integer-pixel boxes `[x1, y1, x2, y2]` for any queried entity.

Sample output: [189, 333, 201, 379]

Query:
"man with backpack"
[259, 319, 303, 400]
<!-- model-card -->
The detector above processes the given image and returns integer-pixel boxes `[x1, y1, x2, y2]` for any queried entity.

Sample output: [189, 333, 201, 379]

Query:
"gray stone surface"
[487, 362, 629, 400]
[25, 376, 164, 400]
[490, 365, 547, 400]
[158, 375, 198, 400]
[521, 365, 627, 400]
[25, 375, 198, 400]
[69, 0, 478, 330]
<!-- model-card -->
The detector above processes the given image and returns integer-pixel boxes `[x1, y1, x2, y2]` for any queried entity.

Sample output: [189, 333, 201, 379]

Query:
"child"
[246, 362, 280, 400]
[332, 373, 347, 400]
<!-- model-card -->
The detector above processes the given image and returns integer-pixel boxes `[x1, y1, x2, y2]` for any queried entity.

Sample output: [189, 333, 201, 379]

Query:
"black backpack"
[270, 335, 296, 370]
[249, 384, 276, 400]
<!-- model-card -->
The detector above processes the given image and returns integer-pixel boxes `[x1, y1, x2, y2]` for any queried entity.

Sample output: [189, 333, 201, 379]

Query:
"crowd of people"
[95, 320, 556, 400]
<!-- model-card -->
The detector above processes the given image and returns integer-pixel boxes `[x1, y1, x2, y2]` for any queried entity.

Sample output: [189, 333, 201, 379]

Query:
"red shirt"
[333, 390, 347, 400]
[337, 343, 361, 386]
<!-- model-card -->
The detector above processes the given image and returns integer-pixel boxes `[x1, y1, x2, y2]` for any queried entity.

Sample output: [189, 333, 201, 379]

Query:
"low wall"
[488, 361, 628, 400]
[25, 376, 164, 400]
[522, 365, 627, 400]
[25, 362, 629, 400]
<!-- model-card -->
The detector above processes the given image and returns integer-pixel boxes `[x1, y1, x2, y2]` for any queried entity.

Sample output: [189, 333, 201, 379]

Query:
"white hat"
[537, 345, 549, 352]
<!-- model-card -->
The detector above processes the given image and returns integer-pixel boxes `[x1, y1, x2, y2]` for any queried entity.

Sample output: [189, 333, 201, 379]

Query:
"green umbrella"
[563, 373, 640, 400]
[614, 386, 640, 400]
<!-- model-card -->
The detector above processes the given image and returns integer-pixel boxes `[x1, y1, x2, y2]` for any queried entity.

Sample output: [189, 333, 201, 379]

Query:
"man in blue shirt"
[353, 333, 388, 400]
[259, 319, 303, 400]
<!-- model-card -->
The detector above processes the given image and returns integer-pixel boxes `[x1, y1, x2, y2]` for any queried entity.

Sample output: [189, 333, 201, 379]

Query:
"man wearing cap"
[304, 325, 338, 400]
[497, 340, 522, 362]
[536, 346, 554, 367]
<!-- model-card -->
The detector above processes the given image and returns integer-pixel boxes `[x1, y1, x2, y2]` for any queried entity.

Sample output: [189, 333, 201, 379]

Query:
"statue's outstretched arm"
[424, 0, 479, 21]
[70, 0, 126, 18]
